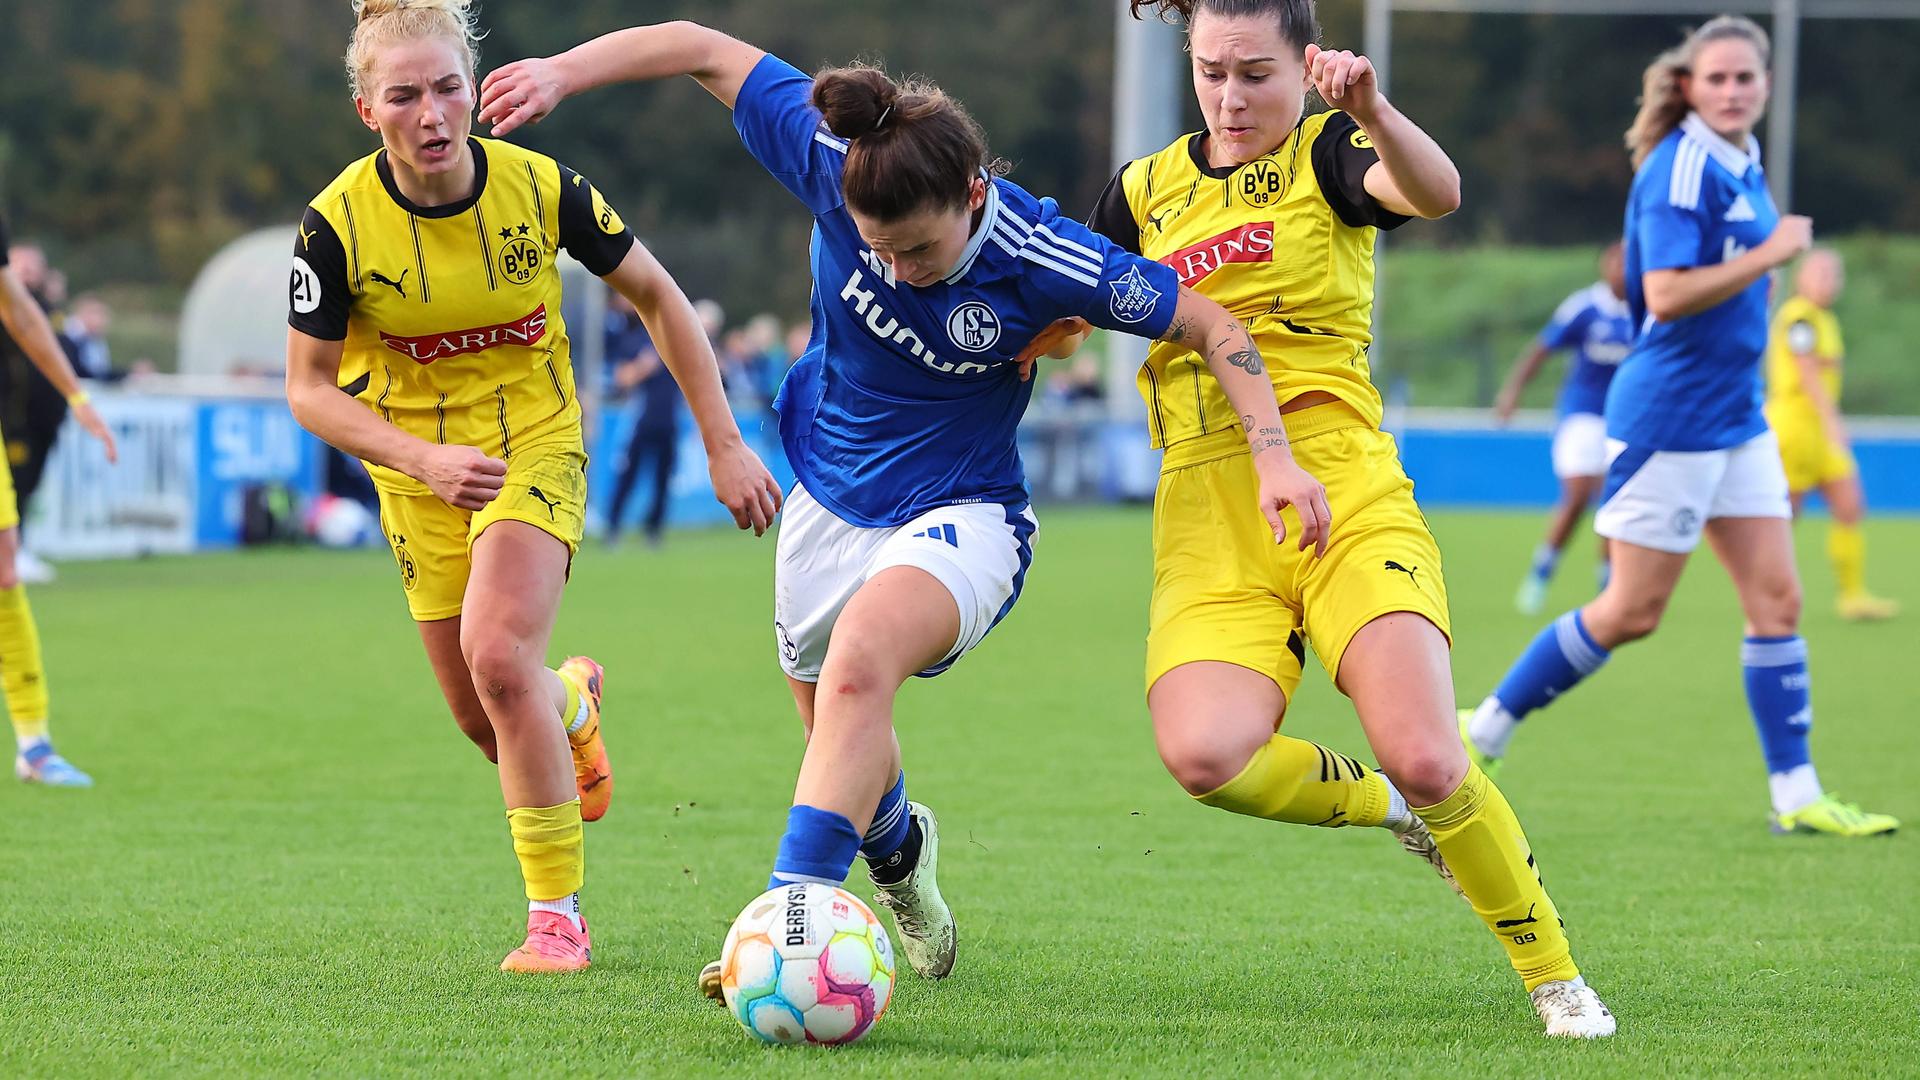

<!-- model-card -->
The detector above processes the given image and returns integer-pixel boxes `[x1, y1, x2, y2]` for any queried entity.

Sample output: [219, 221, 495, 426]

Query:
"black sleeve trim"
[557, 164, 636, 277]
[288, 206, 350, 341]
[0, 212, 11, 267]
[1085, 163, 1142, 256]
[1310, 112, 1412, 232]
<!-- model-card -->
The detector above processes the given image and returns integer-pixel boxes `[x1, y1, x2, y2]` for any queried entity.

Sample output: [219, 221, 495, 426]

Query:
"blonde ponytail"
[1624, 15, 1770, 168]
[346, 0, 485, 100]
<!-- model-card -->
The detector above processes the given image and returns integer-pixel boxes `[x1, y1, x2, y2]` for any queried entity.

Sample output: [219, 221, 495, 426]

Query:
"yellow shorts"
[0, 420, 16, 532]
[1146, 402, 1452, 701]
[1773, 420, 1855, 495]
[377, 427, 588, 622]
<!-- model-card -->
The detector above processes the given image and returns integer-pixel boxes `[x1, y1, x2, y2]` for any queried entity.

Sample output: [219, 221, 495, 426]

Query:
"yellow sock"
[1412, 764, 1579, 991]
[0, 586, 49, 743]
[507, 799, 585, 901]
[1195, 734, 1393, 828]
[554, 667, 586, 742]
[1828, 522, 1866, 599]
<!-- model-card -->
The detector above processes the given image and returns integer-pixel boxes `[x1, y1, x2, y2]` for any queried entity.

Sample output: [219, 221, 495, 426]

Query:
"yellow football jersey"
[289, 137, 634, 493]
[1088, 111, 1407, 458]
[1766, 294, 1843, 414]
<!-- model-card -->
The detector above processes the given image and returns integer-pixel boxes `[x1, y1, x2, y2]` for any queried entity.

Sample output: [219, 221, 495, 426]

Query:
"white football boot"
[870, 801, 956, 979]
[1390, 814, 1463, 897]
[1515, 572, 1548, 616]
[1530, 976, 1617, 1038]
[14, 549, 55, 585]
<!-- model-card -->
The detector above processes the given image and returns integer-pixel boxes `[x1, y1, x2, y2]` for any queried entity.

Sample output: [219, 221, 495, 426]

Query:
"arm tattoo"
[1225, 347, 1264, 375]
[1251, 426, 1289, 455]
[1218, 324, 1265, 375]
[1213, 320, 1274, 376]
[1241, 413, 1256, 433]
[1165, 314, 1192, 344]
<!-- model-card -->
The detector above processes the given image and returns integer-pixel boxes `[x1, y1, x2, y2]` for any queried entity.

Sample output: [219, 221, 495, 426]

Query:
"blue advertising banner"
[194, 398, 329, 546]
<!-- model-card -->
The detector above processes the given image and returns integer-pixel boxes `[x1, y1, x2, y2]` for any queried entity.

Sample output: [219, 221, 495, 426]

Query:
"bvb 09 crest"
[1238, 159, 1283, 208]
[391, 533, 418, 591]
[497, 227, 541, 286]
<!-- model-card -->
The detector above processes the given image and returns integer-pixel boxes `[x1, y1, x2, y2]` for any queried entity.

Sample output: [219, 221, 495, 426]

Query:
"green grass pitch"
[1, 507, 1914, 1077]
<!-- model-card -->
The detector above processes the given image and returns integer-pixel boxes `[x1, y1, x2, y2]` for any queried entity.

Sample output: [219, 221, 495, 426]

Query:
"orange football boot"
[557, 656, 612, 821]
[500, 910, 592, 973]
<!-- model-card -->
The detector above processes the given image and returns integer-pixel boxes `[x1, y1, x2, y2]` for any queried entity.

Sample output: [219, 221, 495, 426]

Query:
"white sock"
[1381, 779, 1414, 832]
[16, 734, 49, 754]
[1769, 764, 1822, 816]
[1468, 696, 1520, 758]
[565, 694, 590, 735]
[530, 893, 583, 930]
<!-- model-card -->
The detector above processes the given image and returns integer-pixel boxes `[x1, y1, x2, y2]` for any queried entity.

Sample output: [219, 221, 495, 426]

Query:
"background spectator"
[602, 293, 686, 547]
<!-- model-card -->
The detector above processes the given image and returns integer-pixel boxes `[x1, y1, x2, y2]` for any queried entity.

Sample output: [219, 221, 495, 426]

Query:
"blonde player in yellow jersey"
[0, 211, 118, 788]
[284, 0, 780, 974]
[1066, 0, 1616, 1037]
[1765, 249, 1897, 621]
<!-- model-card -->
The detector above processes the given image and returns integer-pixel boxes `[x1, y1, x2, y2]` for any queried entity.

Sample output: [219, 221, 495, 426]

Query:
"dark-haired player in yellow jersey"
[1069, 0, 1615, 1038]
[0, 211, 118, 787]
[1764, 248, 1897, 621]
[285, 0, 779, 974]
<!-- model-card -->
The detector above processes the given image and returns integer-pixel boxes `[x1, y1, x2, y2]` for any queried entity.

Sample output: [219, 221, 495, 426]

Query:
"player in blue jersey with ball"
[1495, 242, 1634, 614]
[482, 20, 1338, 989]
[1463, 16, 1896, 837]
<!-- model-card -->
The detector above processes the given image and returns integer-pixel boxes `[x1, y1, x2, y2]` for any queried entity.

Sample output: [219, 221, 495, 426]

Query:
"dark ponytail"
[1130, 0, 1320, 51]
[811, 64, 1004, 222]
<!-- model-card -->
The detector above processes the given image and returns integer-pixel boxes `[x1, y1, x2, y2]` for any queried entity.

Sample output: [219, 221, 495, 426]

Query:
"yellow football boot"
[1458, 709, 1503, 780]
[1837, 593, 1899, 622]
[1772, 794, 1898, 837]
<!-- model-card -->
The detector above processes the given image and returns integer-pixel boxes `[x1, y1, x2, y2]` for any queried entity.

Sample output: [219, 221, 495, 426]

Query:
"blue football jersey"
[734, 55, 1181, 527]
[1611, 114, 1779, 451]
[1538, 282, 1632, 418]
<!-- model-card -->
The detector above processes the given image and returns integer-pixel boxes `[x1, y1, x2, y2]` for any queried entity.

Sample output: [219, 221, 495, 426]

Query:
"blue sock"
[1529, 543, 1560, 583]
[1741, 635, 1812, 774]
[769, 805, 861, 890]
[1493, 610, 1611, 720]
[860, 772, 911, 863]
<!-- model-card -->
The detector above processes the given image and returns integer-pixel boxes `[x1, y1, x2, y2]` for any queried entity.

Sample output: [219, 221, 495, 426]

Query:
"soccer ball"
[719, 882, 896, 1045]
[304, 493, 379, 548]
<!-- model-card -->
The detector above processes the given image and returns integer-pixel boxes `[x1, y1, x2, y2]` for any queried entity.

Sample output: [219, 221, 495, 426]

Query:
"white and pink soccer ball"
[719, 882, 896, 1045]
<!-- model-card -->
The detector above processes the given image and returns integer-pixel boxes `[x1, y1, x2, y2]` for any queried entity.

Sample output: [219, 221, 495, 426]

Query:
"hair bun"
[353, 0, 474, 25]
[811, 66, 901, 139]
[345, 0, 482, 100]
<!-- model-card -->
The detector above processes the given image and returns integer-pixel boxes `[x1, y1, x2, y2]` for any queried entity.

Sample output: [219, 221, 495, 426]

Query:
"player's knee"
[818, 646, 909, 708]
[460, 630, 539, 703]
[1380, 747, 1467, 807]
[1595, 593, 1667, 644]
[451, 709, 498, 761]
[1615, 606, 1664, 642]
[1754, 578, 1803, 634]
[1155, 727, 1254, 796]
[466, 730, 500, 763]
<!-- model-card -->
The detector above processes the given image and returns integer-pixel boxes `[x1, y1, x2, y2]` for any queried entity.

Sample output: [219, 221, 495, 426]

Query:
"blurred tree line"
[1, 0, 1915, 322]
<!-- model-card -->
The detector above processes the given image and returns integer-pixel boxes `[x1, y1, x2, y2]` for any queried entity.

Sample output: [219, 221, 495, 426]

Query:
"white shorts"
[1594, 430, 1791, 554]
[1551, 412, 1608, 479]
[773, 483, 1039, 682]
